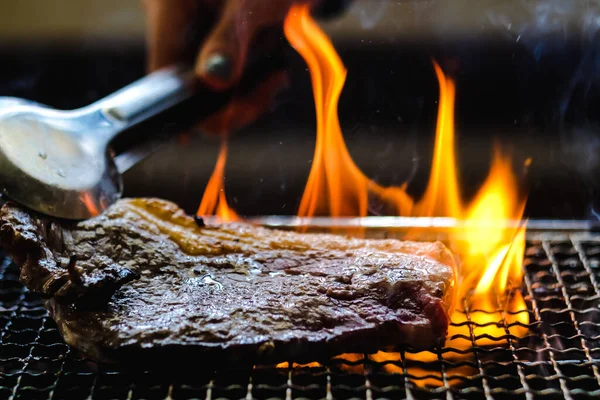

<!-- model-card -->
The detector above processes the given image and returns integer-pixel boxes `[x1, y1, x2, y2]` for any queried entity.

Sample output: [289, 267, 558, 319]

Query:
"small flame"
[458, 151, 527, 301]
[196, 140, 239, 222]
[81, 192, 100, 217]
[283, 4, 530, 383]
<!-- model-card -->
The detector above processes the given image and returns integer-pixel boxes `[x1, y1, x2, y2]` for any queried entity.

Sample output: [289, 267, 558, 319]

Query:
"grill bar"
[435, 342, 453, 398]
[0, 228, 599, 399]
[244, 216, 600, 233]
[463, 297, 492, 399]
[546, 241, 600, 391]
[502, 301, 533, 400]
[536, 242, 573, 400]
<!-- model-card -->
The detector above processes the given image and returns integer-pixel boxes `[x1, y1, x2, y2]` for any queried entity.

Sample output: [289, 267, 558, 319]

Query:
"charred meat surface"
[0, 198, 456, 366]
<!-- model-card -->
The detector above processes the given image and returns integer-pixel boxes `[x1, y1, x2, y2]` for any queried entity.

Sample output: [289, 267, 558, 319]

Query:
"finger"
[196, 0, 297, 90]
[142, 0, 200, 72]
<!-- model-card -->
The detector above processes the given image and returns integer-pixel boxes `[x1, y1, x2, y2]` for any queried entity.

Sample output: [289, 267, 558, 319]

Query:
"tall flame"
[414, 63, 462, 218]
[285, 7, 367, 218]
[283, 3, 529, 383]
[285, 6, 415, 219]
[196, 140, 239, 222]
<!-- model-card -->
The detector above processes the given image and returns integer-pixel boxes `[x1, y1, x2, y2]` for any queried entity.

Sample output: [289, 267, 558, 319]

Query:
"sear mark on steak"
[0, 198, 456, 367]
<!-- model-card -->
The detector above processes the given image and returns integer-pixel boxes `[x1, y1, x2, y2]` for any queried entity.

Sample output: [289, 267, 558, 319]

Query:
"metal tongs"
[0, 66, 201, 220]
[0, 52, 284, 220]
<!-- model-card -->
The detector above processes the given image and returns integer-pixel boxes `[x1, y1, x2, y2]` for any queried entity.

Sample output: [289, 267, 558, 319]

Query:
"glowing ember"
[196, 139, 239, 222]
[283, 3, 530, 382]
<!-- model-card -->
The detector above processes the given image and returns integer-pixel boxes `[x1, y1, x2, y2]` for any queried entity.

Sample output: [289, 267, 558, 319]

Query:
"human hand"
[142, 0, 351, 135]
[142, 0, 320, 91]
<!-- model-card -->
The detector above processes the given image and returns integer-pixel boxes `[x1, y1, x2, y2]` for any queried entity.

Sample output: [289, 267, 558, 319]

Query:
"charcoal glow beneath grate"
[0, 232, 599, 399]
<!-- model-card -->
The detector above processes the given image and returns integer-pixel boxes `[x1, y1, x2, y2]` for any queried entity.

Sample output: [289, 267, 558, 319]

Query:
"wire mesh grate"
[0, 233, 599, 399]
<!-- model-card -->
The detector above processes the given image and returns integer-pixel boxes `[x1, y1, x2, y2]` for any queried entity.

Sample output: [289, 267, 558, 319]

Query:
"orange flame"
[413, 63, 462, 218]
[285, 6, 367, 218]
[283, 3, 529, 384]
[81, 192, 100, 217]
[284, 5, 414, 220]
[196, 140, 239, 222]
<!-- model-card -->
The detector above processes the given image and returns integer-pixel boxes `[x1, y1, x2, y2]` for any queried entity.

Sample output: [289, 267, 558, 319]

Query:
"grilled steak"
[0, 198, 456, 366]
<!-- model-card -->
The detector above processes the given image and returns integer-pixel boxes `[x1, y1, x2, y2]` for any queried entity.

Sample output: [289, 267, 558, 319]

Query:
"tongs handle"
[88, 66, 197, 136]
[107, 45, 287, 158]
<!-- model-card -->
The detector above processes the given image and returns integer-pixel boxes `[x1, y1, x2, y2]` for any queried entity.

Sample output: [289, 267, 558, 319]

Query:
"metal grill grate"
[1, 232, 600, 399]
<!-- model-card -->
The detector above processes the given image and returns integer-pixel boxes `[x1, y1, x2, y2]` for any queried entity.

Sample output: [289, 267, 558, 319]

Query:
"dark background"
[1, 1, 599, 220]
